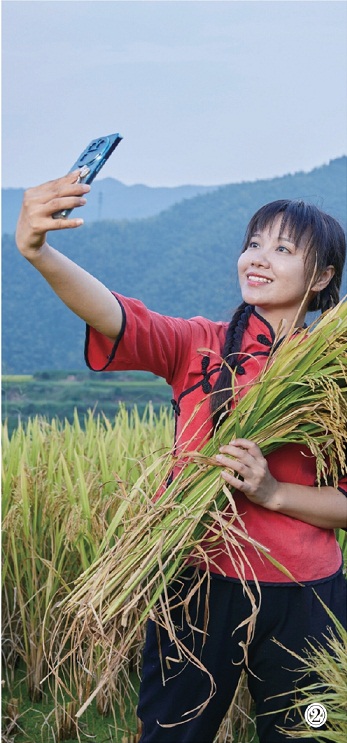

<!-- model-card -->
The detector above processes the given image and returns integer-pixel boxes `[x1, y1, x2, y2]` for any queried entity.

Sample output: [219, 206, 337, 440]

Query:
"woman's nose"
[250, 249, 271, 267]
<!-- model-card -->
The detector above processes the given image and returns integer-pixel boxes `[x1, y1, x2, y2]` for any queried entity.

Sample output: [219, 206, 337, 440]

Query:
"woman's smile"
[246, 272, 273, 286]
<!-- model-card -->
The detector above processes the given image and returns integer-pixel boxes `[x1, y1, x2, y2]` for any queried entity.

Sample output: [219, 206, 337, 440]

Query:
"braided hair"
[211, 302, 253, 430]
[211, 199, 346, 430]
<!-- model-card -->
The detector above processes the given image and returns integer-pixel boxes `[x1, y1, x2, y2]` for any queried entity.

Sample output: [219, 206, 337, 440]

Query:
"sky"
[2, 0, 347, 189]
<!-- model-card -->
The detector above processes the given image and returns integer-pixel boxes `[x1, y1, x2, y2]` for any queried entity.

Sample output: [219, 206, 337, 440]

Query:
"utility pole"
[97, 191, 103, 221]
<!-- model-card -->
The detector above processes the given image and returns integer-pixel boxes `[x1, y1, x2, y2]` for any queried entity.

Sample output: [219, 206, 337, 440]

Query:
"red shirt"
[85, 294, 346, 584]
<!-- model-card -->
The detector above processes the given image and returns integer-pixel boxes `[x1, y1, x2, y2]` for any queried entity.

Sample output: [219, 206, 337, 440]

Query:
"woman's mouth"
[246, 274, 273, 285]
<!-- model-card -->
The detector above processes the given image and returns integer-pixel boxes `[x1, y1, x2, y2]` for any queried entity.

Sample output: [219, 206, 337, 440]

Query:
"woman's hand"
[15, 171, 90, 259]
[216, 438, 278, 507]
[216, 438, 347, 528]
[14, 171, 123, 339]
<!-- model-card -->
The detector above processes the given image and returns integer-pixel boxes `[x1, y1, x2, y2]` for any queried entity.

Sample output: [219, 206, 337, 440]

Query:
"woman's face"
[237, 215, 313, 329]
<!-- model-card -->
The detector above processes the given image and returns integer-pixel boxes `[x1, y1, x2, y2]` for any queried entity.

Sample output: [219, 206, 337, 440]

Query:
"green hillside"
[2, 157, 346, 374]
[1, 179, 217, 235]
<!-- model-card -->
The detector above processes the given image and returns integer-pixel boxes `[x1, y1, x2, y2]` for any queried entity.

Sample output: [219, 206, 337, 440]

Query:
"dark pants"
[137, 569, 346, 743]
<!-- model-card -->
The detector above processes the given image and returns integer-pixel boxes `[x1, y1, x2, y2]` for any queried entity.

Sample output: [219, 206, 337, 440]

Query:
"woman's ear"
[311, 265, 335, 293]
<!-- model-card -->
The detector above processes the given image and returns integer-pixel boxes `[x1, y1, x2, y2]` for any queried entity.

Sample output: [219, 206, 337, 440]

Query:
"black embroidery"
[257, 333, 272, 347]
[201, 356, 212, 393]
[166, 471, 174, 487]
[171, 399, 181, 416]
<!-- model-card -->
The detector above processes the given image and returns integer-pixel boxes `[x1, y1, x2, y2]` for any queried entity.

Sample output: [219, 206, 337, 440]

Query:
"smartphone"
[52, 132, 123, 219]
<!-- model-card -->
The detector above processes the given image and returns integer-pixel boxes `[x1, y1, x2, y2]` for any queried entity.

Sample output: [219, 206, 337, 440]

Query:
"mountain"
[2, 157, 346, 374]
[1, 179, 217, 236]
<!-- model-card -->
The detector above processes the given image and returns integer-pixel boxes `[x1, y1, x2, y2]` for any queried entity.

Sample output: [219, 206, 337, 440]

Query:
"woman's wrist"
[18, 239, 50, 264]
[262, 481, 285, 512]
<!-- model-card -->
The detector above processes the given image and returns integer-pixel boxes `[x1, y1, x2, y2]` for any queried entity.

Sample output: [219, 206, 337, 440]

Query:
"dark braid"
[211, 302, 253, 431]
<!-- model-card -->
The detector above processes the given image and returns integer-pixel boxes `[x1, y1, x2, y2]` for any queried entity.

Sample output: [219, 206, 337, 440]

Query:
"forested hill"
[3, 156, 346, 374]
[1, 180, 217, 235]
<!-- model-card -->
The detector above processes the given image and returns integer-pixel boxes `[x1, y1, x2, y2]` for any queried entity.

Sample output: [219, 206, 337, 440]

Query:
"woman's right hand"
[14, 170, 123, 339]
[15, 171, 91, 259]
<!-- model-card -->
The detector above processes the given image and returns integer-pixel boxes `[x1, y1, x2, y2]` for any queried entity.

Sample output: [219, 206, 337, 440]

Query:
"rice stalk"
[213, 672, 256, 743]
[272, 597, 347, 741]
[52, 300, 347, 719]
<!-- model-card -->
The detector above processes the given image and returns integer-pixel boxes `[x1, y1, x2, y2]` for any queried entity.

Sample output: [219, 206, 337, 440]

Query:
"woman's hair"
[211, 199, 346, 430]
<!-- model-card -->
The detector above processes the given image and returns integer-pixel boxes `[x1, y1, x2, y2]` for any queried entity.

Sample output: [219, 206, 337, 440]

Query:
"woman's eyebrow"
[277, 235, 296, 244]
[251, 232, 295, 244]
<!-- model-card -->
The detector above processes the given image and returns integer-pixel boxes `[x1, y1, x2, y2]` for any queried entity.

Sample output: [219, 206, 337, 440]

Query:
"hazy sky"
[2, 0, 347, 188]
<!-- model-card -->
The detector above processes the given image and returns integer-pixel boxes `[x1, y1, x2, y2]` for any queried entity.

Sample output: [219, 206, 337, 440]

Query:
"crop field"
[2, 406, 172, 742]
[2, 403, 346, 742]
[2, 406, 264, 742]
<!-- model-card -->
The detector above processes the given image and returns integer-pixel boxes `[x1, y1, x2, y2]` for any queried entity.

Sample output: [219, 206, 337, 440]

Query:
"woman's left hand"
[216, 438, 278, 507]
[215, 438, 347, 528]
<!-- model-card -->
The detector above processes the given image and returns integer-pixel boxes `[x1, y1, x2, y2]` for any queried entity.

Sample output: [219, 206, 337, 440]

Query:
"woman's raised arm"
[15, 171, 123, 340]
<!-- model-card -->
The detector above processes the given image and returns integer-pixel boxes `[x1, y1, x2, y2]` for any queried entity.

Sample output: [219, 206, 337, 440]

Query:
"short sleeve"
[84, 293, 207, 386]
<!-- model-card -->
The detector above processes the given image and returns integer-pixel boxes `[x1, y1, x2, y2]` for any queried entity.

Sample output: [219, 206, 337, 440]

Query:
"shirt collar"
[246, 307, 276, 347]
[243, 307, 306, 352]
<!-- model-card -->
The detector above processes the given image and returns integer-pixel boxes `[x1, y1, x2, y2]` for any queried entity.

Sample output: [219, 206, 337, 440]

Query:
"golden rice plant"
[1, 404, 172, 712]
[53, 300, 347, 719]
[213, 672, 256, 743]
[273, 598, 347, 741]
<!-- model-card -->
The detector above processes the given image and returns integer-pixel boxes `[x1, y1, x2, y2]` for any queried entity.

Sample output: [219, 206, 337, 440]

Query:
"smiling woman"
[15, 178, 347, 743]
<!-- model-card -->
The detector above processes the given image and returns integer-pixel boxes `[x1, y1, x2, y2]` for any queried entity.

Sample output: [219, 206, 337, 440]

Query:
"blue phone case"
[53, 132, 122, 219]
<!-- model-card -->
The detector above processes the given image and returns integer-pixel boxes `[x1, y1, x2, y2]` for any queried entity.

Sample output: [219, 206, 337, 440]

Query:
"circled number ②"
[304, 703, 327, 728]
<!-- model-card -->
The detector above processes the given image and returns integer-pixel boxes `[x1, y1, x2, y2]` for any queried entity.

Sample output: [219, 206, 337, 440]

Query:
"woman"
[16, 171, 347, 742]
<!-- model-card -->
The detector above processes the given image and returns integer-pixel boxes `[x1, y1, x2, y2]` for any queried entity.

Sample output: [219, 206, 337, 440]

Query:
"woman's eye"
[249, 242, 259, 249]
[277, 245, 290, 253]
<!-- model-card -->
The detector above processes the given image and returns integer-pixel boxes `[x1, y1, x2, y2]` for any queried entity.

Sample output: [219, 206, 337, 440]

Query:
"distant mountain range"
[2, 156, 346, 374]
[1, 179, 217, 235]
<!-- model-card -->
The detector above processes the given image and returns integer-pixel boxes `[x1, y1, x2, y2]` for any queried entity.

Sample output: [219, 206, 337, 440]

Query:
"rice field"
[2, 406, 262, 742]
[1, 407, 254, 741]
[1, 406, 174, 742]
[2, 306, 347, 743]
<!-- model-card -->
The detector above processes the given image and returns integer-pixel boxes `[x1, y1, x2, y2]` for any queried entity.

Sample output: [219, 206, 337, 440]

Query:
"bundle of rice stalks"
[51, 301, 347, 717]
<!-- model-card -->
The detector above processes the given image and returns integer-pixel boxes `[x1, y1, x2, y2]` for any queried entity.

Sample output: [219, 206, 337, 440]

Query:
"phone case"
[52, 132, 123, 219]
